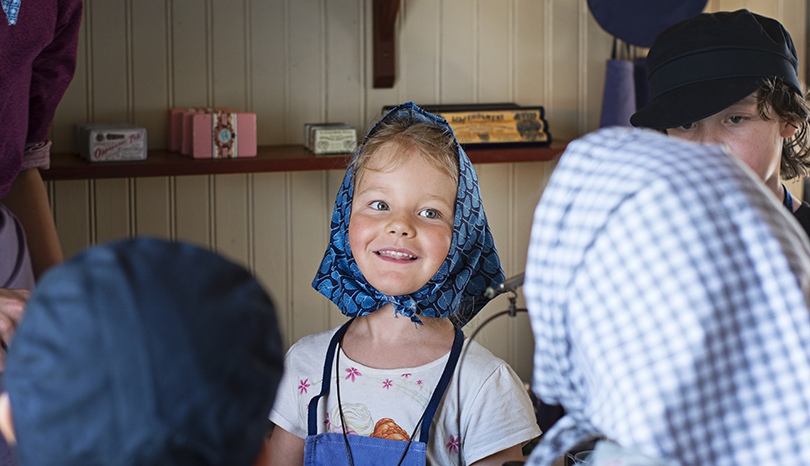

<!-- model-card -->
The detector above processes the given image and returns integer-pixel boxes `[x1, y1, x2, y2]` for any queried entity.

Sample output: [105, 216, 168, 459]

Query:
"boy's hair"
[5, 238, 283, 466]
[351, 116, 459, 189]
[758, 78, 810, 179]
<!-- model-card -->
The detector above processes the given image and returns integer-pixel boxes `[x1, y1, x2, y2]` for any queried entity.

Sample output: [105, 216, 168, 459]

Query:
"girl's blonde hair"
[351, 116, 459, 188]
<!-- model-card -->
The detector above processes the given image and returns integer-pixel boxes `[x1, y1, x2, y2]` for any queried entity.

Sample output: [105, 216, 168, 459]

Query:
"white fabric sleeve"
[460, 360, 542, 464]
[269, 343, 308, 439]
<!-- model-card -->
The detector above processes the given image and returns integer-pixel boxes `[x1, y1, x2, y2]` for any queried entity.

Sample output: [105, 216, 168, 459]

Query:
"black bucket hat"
[630, 9, 802, 129]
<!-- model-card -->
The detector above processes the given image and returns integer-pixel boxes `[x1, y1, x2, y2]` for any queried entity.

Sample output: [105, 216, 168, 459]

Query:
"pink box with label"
[168, 108, 192, 152]
[172, 107, 230, 154]
[191, 112, 257, 159]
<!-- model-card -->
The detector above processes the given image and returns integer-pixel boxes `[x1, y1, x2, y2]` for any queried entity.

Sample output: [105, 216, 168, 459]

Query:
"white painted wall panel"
[44, 0, 808, 384]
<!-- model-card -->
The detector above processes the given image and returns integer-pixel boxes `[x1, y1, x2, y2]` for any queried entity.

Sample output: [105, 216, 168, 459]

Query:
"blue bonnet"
[5, 238, 283, 466]
[312, 102, 505, 325]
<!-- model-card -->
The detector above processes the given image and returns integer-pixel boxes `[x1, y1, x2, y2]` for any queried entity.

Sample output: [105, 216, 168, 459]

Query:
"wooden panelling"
[44, 0, 808, 384]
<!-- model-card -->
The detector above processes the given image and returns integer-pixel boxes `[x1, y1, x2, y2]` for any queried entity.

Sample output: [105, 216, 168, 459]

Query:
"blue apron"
[304, 319, 464, 466]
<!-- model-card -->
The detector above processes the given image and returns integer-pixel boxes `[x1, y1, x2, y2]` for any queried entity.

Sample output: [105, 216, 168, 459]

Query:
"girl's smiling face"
[665, 92, 797, 193]
[348, 141, 456, 297]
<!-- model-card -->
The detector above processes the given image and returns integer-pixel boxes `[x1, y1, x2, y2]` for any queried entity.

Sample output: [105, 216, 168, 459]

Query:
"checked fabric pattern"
[524, 127, 810, 465]
[312, 102, 504, 326]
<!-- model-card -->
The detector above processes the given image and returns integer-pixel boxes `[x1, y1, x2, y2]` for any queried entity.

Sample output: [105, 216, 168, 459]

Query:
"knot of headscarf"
[312, 102, 504, 325]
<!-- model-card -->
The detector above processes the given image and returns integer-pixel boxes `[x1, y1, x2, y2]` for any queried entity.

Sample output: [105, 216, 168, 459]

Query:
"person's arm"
[264, 426, 305, 466]
[3, 168, 63, 278]
[471, 445, 526, 466]
[0, 288, 29, 369]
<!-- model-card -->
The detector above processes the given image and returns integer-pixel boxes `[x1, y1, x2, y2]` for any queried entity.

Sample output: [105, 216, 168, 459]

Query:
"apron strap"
[307, 319, 464, 444]
[307, 319, 354, 436]
[418, 325, 464, 444]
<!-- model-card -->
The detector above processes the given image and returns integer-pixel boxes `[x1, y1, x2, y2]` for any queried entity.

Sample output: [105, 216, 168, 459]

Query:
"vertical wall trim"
[508, 0, 515, 101]
[245, 0, 253, 112]
[434, 0, 441, 102]
[543, 0, 553, 112]
[507, 163, 518, 363]
[125, 0, 134, 121]
[284, 172, 294, 342]
[473, 0, 480, 101]
[85, 0, 94, 120]
[166, 0, 174, 107]
[89, 180, 97, 245]
[206, 0, 214, 106]
[358, 0, 367, 125]
[208, 175, 216, 249]
[321, 0, 328, 120]
[247, 174, 255, 272]
[169, 176, 176, 240]
[283, 0, 291, 142]
[128, 178, 135, 238]
[397, 0, 407, 102]
[577, 0, 588, 135]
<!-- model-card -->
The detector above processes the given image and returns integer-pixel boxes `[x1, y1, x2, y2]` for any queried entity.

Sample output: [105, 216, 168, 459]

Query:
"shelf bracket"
[373, 0, 400, 88]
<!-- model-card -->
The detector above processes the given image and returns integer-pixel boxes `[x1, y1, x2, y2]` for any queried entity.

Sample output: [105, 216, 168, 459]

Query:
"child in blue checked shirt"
[267, 102, 541, 465]
[524, 127, 810, 465]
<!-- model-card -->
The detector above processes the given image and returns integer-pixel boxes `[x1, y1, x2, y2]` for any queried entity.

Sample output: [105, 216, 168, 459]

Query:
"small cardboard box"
[312, 127, 357, 155]
[304, 122, 349, 151]
[191, 112, 257, 159]
[178, 107, 230, 155]
[74, 123, 147, 162]
[168, 108, 194, 152]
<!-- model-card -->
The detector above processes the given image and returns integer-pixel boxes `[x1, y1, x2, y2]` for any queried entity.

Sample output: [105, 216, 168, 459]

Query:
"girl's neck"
[341, 304, 457, 369]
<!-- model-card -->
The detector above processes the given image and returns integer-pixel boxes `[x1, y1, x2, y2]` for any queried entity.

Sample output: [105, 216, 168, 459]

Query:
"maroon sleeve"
[26, 0, 82, 144]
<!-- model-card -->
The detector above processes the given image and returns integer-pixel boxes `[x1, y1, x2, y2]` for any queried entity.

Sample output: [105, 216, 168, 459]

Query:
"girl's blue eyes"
[370, 200, 389, 211]
[368, 201, 441, 219]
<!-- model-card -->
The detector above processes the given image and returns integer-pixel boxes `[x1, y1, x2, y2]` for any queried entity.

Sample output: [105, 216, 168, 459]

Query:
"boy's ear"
[781, 120, 800, 139]
[0, 393, 14, 445]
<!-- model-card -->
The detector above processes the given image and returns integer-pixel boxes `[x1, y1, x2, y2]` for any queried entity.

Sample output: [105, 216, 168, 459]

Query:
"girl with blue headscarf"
[268, 103, 540, 466]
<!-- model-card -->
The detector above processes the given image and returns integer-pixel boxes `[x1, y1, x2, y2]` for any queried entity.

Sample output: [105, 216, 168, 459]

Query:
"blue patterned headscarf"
[312, 102, 505, 326]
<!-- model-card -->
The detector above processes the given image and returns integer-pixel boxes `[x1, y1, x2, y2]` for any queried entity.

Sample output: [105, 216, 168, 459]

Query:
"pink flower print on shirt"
[446, 435, 460, 454]
[401, 373, 412, 378]
[417, 380, 423, 385]
[383, 379, 393, 389]
[345, 367, 361, 382]
[298, 378, 310, 394]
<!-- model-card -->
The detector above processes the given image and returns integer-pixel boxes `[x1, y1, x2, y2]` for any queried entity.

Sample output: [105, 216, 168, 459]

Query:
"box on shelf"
[304, 123, 357, 155]
[73, 123, 147, 162]
[179, 107, 230, 155]
[191, 111, 257, 159]
[381, 103, 552, 147]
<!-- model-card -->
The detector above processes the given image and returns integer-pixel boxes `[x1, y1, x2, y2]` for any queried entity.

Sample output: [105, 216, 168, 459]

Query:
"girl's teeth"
[378, 251, 415, 259]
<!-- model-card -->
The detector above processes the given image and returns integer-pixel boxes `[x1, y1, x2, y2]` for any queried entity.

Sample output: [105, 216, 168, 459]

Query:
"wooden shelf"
[41, 142, 567, 181]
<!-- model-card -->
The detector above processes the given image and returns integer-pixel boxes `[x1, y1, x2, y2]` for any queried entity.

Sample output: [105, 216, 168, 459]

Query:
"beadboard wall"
[43, 0, 806, 383]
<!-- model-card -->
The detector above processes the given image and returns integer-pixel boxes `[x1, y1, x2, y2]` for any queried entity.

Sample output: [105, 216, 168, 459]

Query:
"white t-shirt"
[270, 326, 542, 465]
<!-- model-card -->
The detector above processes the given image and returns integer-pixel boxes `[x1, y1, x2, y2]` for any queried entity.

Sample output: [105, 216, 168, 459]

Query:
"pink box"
[168, 108, 192, 152]
[170, 107, 205, 153]
[191, 112, 257, 159]
[174, 107, 229, 155]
